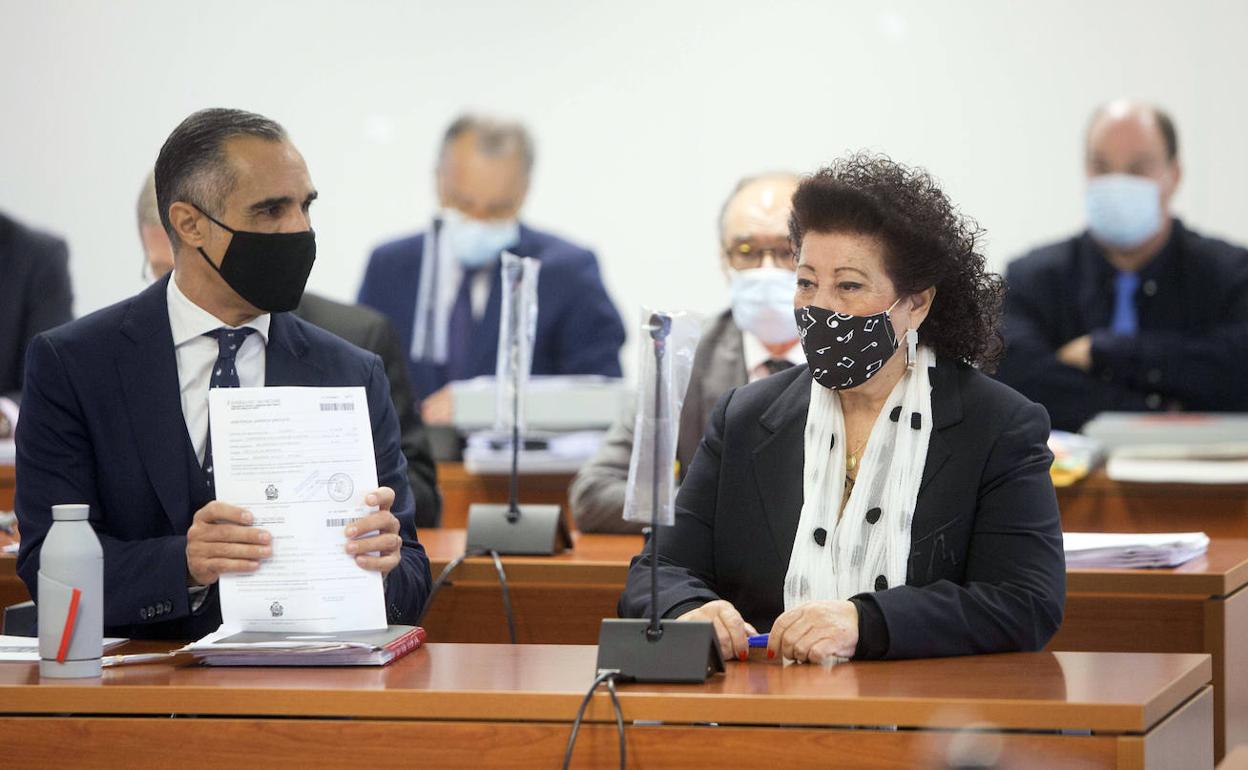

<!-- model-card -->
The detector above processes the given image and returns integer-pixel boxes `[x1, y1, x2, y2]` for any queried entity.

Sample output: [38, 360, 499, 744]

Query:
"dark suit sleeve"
[865, 400, 1066, 659]
[7, 237, 72, 403]
[1089, 264, 1248, 410]
[550, 251, 626, 378]
[366, 315, 442, 528]
[617, 391, 731, 619]
[997, 260, 1148, 431]
[356, 248, 385, 308]
[15, 335, 192, 628]
[364, 354, 433, 623]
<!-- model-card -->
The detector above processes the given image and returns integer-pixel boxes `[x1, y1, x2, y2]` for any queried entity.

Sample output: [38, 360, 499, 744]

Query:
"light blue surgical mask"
[730, 267, 799, 345]
[442, 207, 520, 269]
[1085, 174, 1164, 250]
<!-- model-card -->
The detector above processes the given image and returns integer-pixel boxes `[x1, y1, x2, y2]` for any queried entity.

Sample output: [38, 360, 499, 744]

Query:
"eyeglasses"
[724, 240, 798, 271]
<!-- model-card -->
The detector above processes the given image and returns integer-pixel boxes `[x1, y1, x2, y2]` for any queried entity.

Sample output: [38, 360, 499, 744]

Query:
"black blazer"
[619, 359, 1066, 659]
[0, 211, 72, 401]
[294, 292, 442, 527]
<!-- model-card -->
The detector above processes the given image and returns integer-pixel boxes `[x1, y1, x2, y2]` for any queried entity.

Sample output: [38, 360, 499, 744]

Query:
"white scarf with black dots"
[783, 346, 935, 612]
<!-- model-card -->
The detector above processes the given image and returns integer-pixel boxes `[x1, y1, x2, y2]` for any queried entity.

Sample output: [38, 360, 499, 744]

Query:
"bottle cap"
[51, 504, 90, 521]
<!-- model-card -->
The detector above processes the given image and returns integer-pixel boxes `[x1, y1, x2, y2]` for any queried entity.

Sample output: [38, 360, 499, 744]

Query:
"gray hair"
[154, 108, 288, 245]
[438, 114, 535, 176]
[136, 168, 160, 230]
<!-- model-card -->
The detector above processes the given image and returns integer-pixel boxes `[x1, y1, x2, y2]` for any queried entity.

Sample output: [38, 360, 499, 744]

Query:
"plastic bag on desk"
[493, 252, 540, 435]
[623, 308, 703, 527]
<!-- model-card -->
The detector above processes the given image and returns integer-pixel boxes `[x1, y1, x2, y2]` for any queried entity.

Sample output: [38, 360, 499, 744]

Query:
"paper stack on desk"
[180, 625, 426, 667]
[1063, 531, 1209, 569]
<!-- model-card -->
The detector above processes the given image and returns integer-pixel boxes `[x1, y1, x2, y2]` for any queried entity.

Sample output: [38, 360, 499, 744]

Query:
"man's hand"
[768, 600, 859, 664]
[677, 599, 758, 662]
[421, 387, 454, 425]
[345, 486, 404, 577]
[1057, 335, 1093, 372]
[186, 502, 271, 586]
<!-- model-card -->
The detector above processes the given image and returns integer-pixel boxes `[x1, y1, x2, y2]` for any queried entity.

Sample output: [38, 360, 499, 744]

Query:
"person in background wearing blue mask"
[996, 100, 1248, 432]
[357, 115, 627, 426]
[570, 173, 802, 533]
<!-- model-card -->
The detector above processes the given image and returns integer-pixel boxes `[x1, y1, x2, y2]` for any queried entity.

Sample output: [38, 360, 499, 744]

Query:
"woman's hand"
[768, 600, 859, 664]
[677, 600, 758, 662]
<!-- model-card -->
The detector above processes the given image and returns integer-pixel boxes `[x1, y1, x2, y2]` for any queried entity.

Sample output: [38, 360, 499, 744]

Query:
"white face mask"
[442, 207, 520, 269]
[730, 267, 799, 345]
[1085, 174, 1164, 250]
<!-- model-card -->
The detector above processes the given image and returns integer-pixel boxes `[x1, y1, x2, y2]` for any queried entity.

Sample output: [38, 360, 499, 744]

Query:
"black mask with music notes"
[794, 300, 900, 390]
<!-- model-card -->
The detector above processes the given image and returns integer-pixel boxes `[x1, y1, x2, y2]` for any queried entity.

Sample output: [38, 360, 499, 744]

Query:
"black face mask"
[194, 205, 316, 312]
[795, 300, 900, 390]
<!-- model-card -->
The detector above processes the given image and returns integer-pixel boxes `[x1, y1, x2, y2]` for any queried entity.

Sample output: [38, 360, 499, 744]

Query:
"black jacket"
[294, 292, 442, 527]
[619, 359, 1066, 660]
[0, 211, 72, 401]
[995, 220, 1248, 432]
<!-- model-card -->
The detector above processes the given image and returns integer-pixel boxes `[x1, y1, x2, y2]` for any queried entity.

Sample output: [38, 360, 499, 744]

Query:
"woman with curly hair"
[620, 152, 1065, 663]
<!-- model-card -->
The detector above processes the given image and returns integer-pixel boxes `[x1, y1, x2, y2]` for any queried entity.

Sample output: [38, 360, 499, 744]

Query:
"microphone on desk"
[594, 310, 723, 682]
[463, 252, 570, 556]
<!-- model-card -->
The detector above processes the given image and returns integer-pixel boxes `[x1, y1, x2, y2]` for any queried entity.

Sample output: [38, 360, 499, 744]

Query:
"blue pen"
[747, 633, 769, 648]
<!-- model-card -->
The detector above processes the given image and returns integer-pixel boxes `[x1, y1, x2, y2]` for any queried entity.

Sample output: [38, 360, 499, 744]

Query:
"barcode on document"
[320, 403, 355, 411]
[326, 516, 362, 528]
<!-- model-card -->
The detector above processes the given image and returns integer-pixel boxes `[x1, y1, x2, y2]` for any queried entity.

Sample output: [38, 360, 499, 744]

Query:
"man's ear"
[168, 201, 207, 249]
[1162, 161, 1183, 211]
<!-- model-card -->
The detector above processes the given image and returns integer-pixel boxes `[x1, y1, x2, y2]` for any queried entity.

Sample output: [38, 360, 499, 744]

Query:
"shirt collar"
[742, 331, 804, 373]
[166, 272, 271, 348]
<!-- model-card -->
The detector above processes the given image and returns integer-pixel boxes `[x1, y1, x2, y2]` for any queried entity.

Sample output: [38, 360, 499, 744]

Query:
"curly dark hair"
[789, 151, 1005, 370]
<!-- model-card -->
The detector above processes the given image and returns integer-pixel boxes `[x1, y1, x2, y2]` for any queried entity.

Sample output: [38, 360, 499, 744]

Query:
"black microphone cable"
[562, 669, 626, 770]
[418, 547, 517, 644]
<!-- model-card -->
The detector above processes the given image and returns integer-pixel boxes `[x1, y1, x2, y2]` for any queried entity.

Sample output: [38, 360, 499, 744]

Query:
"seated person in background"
[620, 153, 1065, 663]
[17, 108, 431, 639]
[570, 172, 802, 533]
[0, 210, 73, 435]
[358, 115, 627, 424]
[995, 99, 1248, 432]
[138, 171, 442, 527]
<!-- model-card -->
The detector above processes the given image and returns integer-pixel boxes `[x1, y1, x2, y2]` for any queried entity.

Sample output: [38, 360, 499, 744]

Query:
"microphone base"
[595, 619, 724, 683]
[465, 503, 571, 555]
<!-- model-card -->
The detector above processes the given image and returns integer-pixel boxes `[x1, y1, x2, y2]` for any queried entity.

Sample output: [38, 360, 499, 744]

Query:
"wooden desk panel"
[436, 462, 574, 530]
[0, 646, 1214, 769]
[0, 463, 13, 511]
[0, 532, 24, 614]
[1059, 469, 1248, 538]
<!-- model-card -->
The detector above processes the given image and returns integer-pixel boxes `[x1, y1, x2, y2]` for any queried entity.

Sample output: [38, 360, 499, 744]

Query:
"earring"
[905, 329, 919, 370]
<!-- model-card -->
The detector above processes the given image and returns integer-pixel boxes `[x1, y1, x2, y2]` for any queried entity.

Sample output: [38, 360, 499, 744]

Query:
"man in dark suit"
[570, 173, 802, 533]
[16, 108, 431, 639]
[357, 115, 626, 425]
[139, 170, 442, 527]
[996, 100, 1248, 431]
[0, 210, 72, 431]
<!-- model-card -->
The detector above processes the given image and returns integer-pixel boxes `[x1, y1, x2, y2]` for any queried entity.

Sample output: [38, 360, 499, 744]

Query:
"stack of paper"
[0, 636, 127, 662]
[1063, 531, 1209, 569]
[1048, 431, 1105, 487]
[180, 625, 426, 667]
[1106, 444, 1248, 484]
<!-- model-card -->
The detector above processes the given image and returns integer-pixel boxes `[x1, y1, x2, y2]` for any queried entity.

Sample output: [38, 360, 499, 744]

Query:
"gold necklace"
[846, 435, 870, 471]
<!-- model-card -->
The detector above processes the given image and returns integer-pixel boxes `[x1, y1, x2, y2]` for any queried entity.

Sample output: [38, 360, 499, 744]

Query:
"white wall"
[3, 0, 1246, 376]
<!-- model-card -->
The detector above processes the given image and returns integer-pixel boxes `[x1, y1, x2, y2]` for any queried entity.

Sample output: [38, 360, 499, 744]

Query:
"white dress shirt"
[166, 274, 270, 464]
[742, 332, 805, 383]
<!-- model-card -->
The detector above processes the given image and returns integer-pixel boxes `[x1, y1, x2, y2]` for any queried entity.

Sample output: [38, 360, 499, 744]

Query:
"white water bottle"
[37, 504, 103, 678]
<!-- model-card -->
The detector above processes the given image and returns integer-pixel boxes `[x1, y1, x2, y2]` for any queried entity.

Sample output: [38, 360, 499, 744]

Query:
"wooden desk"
[435, 462, 575, 529]
[0, 646, 1213, 768]
[1051, 538, 1248, 760]
[0, 532, 24, 614]
[1058, 468, 1248, 537]
[0, 462, 13, 511]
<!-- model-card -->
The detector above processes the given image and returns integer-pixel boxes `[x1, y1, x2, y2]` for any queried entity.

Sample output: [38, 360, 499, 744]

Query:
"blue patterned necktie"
[1111, 271, 1140, 336]
[202, 327, 257, 489]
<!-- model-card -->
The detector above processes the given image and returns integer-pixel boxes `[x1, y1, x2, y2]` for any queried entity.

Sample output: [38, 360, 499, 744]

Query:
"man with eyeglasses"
[570, 173, 802, 533]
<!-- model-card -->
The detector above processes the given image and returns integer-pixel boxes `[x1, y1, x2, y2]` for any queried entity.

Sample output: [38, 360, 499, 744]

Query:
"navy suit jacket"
[619, 360, 1066, 660]
[995, 219, 1248, 431]
[15, 276, 431, 640]
[357, 223, 626, 400]
[0, 211, 73, 401]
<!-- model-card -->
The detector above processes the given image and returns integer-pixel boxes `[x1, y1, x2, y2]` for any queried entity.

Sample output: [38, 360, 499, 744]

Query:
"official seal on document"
[327, 473, 354, 502]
